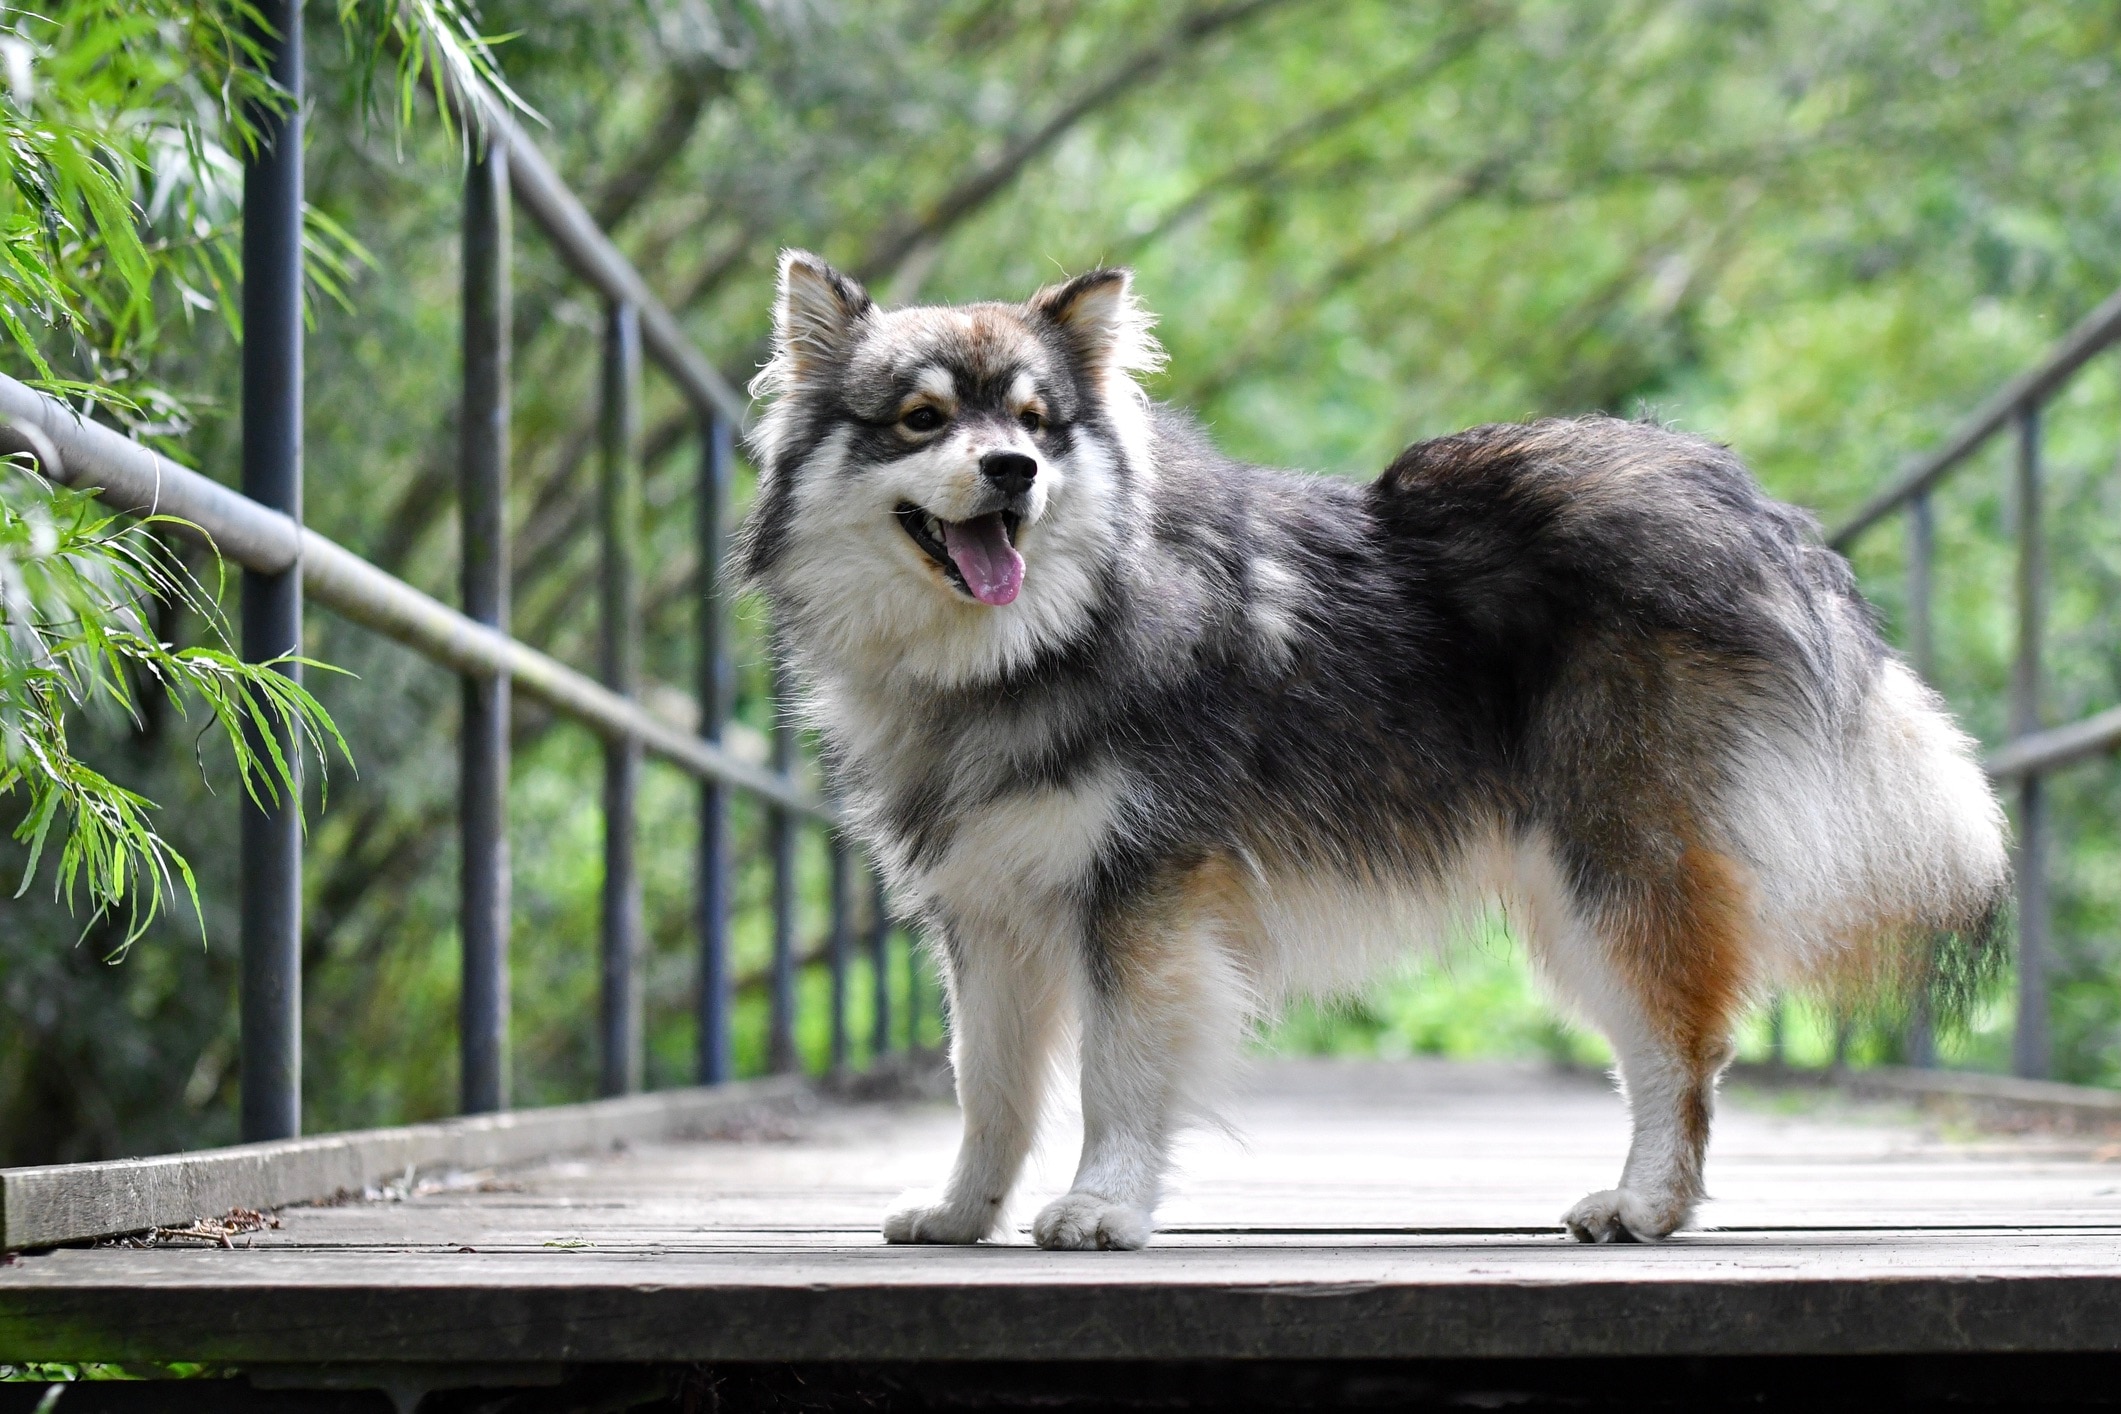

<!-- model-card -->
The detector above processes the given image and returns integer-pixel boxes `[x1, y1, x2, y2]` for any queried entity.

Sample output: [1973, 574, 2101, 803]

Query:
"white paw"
[1032, 1191, 1152, 1251]
[1562, 1187, 1688, 1243]
[882, 1200, 996, 1245]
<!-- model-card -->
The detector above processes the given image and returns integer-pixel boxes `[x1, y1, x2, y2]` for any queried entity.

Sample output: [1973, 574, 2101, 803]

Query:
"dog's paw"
[883, 1200, 994, 1245]
[1562, 1187, 1687, 1243]
[1032, 1191, 1152, 1251]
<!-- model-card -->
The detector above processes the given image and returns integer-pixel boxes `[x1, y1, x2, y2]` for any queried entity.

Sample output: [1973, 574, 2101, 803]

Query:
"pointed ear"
[1029, 267, 1165, 383]
[768, 249, 873, 383]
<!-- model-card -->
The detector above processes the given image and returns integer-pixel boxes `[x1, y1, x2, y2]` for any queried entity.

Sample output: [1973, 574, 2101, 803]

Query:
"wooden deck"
[4, 1059, 2121, 1370]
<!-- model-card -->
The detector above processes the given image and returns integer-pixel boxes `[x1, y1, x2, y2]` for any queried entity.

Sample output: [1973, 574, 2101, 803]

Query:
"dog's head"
[742, 250, 1162, 689]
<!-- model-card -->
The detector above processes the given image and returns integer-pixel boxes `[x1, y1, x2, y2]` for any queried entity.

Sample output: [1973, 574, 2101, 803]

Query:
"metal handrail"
[1828, 285, 2121, 551]
[436, 67, 751, 430]
[0, 375, 826, 819]
[1985, 704, 2121, 782]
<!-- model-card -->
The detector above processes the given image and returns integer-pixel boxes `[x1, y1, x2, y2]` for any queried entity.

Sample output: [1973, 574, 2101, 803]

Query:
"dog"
[739, 249, 2010, 1249]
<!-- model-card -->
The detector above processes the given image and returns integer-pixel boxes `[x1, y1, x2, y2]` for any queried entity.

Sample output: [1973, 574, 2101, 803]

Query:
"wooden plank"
[0, 1077, 805, 1250]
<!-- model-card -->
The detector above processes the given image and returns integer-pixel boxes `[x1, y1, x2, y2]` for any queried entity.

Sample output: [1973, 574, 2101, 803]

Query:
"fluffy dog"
[740, 250, 2009, 1248]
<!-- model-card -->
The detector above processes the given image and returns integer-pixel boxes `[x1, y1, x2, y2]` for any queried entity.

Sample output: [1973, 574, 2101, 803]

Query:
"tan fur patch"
[1100, 853, 1255, 1004]
[1610, 840, 1755, 1133]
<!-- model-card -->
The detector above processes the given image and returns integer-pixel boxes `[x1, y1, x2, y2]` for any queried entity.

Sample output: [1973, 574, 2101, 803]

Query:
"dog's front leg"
[1030, 975, 1187, 1246]
[884, 921, 1062, 1244]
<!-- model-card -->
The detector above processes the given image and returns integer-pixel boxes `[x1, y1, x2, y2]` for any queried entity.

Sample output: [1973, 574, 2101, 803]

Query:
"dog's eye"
[901, 406, 946, 434]
[1018, 409, 1044, 434]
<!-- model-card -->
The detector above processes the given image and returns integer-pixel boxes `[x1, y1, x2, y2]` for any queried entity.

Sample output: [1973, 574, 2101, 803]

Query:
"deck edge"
[1728, 1062, 2121, 1124]
[0, 1075, 810, 1251]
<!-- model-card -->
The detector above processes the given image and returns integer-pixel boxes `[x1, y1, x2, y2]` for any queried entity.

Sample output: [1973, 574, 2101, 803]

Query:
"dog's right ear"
[1029, 267, 1165, 390]
[769, 249, 873, 384]
[747, 251, 874, 481]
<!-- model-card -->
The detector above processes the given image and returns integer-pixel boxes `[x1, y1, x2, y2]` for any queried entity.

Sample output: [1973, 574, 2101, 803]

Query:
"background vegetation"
[5, 0, 2121, 1164]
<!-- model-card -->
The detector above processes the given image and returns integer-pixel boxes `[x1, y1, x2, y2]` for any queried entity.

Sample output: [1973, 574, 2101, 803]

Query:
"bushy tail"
[1846, 657, 2010, 1032]
[1749, 656, 2011, 1033]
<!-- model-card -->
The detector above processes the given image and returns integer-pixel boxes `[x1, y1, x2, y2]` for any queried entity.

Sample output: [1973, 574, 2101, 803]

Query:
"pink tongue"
[941, 513, 1024, 607]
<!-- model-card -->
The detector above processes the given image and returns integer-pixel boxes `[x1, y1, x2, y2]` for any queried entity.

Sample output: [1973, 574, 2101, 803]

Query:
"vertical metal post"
[869, 872, 892, 1060]
[1904, 491, 1937, 1068]
[239, 0, 304, 1144]
[458, 138, 511, 1114]
[2014, 774, 2050, 1078]
[767, 653, 798, 1073]
[599, 300, 644, 1097]
[696, 413, 735, 1085]
[828, 838, 851, 1074]
[2011, 404, 2049, 1080]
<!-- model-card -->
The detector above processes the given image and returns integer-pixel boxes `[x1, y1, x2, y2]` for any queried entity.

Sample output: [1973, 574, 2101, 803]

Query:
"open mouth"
[895, 503, 1024, 606]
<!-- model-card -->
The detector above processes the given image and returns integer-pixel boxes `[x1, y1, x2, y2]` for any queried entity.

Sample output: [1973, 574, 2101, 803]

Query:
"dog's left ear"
[1029, 268, 1164, 384]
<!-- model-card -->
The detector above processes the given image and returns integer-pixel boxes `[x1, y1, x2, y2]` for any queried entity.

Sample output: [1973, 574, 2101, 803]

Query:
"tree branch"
[855, 0, 1308, 289]
[1114, 19, 1494, 262]
[1180, 158, 1512, 406]
[590, 62, 733, 231]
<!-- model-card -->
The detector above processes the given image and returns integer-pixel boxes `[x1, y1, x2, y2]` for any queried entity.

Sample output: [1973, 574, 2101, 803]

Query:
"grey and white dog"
[741, 250, 2008, 1249]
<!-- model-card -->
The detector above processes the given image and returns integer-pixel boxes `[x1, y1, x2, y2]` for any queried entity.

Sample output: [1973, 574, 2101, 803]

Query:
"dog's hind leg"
[1519, 834, 1752, 1242]
[885, 916, 1066, 1244]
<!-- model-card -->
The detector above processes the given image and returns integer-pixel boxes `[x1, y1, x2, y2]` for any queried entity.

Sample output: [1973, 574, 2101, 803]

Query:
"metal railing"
[1829, 283, 2121, 1079]
[0, 5, 924, 1140]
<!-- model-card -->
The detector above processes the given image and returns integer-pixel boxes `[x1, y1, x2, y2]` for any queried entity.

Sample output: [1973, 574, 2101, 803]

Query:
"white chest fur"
[898, 767, 1132, 922]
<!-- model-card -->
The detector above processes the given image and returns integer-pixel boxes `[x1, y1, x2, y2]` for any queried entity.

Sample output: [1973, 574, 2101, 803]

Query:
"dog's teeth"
[925, 514, 943, 540]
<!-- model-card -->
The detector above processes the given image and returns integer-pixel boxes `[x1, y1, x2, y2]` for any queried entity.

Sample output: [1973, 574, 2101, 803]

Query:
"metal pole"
[458, 138, 511, 1114]
[869, 871, 892, 1060]
[696, 412, 734, 1085]
[2014, 774, 2050, 1077]
[829, 838, 851, 1074]
[2010, 405, 2049, 1080]
[239, 0, 304, 1144]
[599, 300, 644, 1097]
[768, 652, 798, 1073]
[1905, 491, 1936, 1068]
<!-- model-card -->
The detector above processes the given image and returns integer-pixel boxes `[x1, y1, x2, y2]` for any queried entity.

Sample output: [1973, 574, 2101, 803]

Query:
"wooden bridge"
[5, 7, 2121, 1408]
[6, 1059, 2121, 1408]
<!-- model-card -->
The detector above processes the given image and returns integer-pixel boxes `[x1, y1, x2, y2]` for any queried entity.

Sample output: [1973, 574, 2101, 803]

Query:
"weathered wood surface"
[3, 1059, 2119, 1365]
[0, 1075, 805, 1250]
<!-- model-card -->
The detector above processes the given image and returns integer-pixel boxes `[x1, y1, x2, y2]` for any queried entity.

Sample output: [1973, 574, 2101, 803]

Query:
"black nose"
[980, 451, 1037, 497]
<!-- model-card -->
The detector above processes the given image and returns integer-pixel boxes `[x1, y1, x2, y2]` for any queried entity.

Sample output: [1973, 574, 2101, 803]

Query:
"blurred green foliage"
[5, 0, 2121, 1163]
